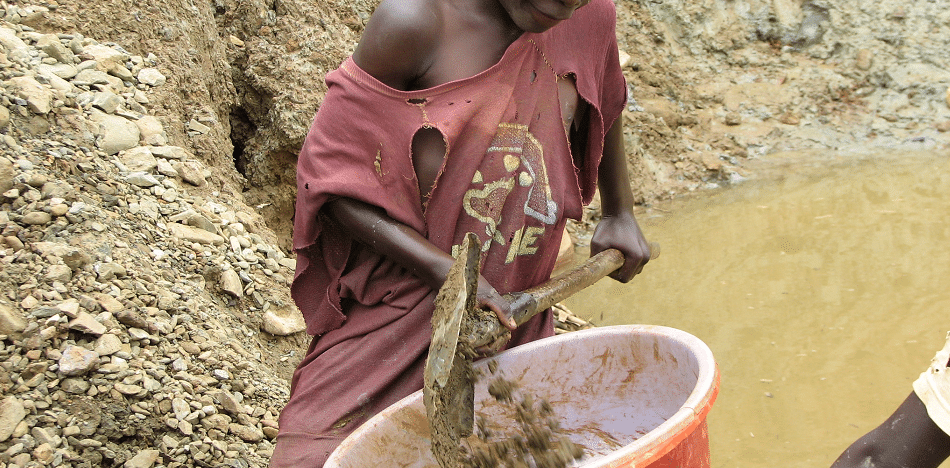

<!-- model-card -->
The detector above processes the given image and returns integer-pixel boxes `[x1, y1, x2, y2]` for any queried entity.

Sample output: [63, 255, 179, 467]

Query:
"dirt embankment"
[0, 0, 948, 467]
[17, 0, 950, 248]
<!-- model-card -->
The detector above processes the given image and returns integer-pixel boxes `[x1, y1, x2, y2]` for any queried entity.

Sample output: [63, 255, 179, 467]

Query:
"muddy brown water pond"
[562, 150, 950, 468]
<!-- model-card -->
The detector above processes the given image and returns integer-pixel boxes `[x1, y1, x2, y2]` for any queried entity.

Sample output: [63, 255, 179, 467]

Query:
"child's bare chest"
[415, 36, 584, 133]
[409, 34, 586, 206]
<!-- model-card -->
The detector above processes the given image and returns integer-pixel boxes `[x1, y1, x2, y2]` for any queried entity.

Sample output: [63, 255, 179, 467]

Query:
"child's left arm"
[589, 117, 652, 282]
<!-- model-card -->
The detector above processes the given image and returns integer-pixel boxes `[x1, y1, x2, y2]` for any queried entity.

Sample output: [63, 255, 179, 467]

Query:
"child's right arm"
[325, 193, 516, 330]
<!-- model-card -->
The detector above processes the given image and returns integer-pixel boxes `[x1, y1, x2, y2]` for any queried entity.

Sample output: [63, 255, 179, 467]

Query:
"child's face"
[497, 0, 590, 33]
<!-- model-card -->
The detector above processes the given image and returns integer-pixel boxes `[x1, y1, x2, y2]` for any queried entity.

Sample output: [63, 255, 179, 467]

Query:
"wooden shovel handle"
[459, 243, 659, 349]
[509, 248, 624, 326]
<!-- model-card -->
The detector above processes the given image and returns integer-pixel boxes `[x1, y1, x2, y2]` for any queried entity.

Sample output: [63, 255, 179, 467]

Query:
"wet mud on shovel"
[423, 233, 659, 467]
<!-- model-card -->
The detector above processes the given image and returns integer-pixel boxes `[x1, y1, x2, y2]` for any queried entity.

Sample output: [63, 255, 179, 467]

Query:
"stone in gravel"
[172, 398, 190, 420]
[855, 49, 872, 71]
[84, 43, 128, 67]
[187, 119, 210, 134]
[186, 214, 218, 234]
[10, 453, 29, 467]
[262, 305, 306, 336]
[55, 299, 80, 317]
[59, 345, 99, 376]
[724, 112, 741, 126]
[4, 235, 23, 251]
[143, 375, 162, 392]
[46, 264, 73, 283]
[33, 443, 54, 462]
[173, 160, 207, 186]
[263, 426, 279, 439]
[124, 449, 160, 468]
[167, 222, 224, 245]
[22, 211, 52, 225]
[63, 250, 92, 270]
[94, 333, 123, 355]
[115, 309, 149, 329]
[25, 173, 48, 188]
[0, 301, 28, 335]
[946, 87, 950, 109]
[21, 295, 39, 310]
[150, 145, 189, 160]
[201, 413, 231, 432]
[156, 158, 178, 177]
[60, 377, 91, 394]
[937, 121, 950, 133]
[700, 153, 723, 171]
[68, 312, 106, 336]
[138, 68, 166, 87]
[92, 91, 123, 113]
[228, 423, 264, 443]
[93, 292, 125, 313]
[119, 146, 158, 172]
[38, 62, 78, 80]
[96, 262, 127, 281]
[136, 116, 167, 146]
[0, 105, 8, 129]
[180, 342, 201, 355]
[0, 156, 12, 193]
[128, 327, 150, 341]
[73, 68, 112, 86]
[37, 34, 76, 64]
[32, 426, 58, 447]
[9, 76, 52, 114]
[0, 27, 28, 54]
[115, 382, 145, 396]
[127, 171, 161, 187]
[215, 390, 244, 415]
[220, 269, 243, 297]
[108, 64, 135, 83]
[0, 396, 26, 441]
[49, 203, 69, 216]
[93, 113, 141, 155]
[178, 419, 194, 436]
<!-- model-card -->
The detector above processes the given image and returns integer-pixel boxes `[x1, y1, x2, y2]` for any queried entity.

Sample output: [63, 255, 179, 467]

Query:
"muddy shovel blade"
[424, 233, 481, 467]
[426, 233, 480, 387]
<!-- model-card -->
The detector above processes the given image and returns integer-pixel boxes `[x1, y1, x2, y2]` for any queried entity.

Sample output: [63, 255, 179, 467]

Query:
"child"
[831, 332, 950, 468]
[271, 0, 653, 465]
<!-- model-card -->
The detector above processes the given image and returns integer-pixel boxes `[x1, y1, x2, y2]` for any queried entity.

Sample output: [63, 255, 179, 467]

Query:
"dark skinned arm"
[589, 117, 652, 282]
[830, 392, 950, 468]
[324, 198, 517, 330]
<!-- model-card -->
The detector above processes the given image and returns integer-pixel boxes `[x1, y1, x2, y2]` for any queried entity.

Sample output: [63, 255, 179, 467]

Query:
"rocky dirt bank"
[0, 21, 311, 468]
[0, 0, 947, 467]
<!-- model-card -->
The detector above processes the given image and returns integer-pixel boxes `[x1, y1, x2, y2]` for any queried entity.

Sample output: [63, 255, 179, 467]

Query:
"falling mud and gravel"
[461, 363, 584, 468]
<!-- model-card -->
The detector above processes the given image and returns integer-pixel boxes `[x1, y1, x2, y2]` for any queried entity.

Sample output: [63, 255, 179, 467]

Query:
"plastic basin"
[326, 325, 720, 467]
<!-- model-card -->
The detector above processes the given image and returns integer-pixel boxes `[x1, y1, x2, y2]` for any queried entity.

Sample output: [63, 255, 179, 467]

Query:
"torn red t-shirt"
[274, 1, 627, 465]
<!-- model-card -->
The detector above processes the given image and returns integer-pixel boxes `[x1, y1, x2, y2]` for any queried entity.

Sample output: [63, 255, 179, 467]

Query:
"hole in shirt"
[410, 126, 448, 207]
[407, 97, 427, 105]
[530, 70, 537, 83]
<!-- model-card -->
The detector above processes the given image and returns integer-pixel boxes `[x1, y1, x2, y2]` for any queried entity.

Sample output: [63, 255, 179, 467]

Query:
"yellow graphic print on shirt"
[460, 123, 558, 264]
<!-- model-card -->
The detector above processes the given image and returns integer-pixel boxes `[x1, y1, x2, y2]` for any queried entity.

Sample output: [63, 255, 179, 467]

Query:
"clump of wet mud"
[460, 362, 584, 468]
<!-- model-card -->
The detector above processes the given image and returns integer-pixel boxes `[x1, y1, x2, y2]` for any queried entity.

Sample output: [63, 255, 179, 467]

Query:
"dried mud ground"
[0, 0, 949, 467]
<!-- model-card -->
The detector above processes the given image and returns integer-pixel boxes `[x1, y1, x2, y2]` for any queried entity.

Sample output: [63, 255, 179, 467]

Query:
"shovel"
[423, 232, 659, 467]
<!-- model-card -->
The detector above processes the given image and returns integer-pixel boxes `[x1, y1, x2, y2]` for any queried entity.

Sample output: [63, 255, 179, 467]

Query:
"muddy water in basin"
[562, 151, 950, 468]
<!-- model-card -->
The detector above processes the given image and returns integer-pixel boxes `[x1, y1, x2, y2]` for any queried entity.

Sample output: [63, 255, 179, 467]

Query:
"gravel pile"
[0, 17, 303, 468]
